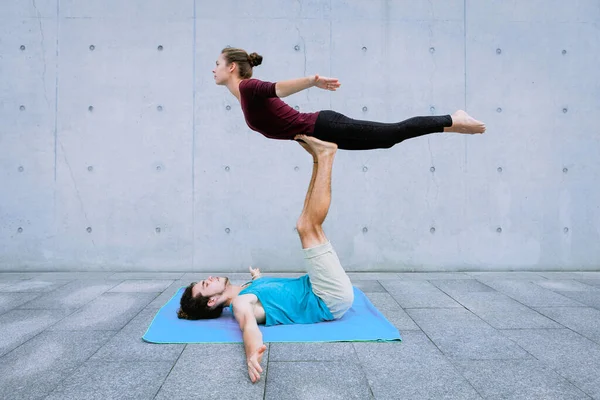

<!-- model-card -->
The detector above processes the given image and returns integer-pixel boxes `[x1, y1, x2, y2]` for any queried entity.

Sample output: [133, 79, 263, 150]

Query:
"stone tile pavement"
[1, 271, 600, 399]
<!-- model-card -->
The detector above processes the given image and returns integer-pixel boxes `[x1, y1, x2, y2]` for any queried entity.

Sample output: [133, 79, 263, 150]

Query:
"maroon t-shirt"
[239, 78, 320, 140]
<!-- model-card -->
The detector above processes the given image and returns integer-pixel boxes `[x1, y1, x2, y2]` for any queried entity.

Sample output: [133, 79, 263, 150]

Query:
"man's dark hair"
[177, 282, 226, 320]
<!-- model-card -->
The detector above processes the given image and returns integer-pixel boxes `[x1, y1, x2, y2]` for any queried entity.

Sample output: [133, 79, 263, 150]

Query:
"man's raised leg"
[294, 135, 337, 249]
[294, 134, 354, 320]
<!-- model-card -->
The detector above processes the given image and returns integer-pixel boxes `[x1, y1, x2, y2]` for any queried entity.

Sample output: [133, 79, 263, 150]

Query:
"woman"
[213, 47, 485, 150]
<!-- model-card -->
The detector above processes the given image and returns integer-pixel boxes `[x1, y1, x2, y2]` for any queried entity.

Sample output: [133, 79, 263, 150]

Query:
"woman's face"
[212, 53, 233, 85]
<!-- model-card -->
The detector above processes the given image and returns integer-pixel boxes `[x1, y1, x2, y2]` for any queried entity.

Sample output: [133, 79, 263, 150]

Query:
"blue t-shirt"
[230, 275, 334, 326]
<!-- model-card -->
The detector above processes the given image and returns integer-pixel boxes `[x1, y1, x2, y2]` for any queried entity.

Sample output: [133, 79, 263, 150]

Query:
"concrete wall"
[1, 1, 599, 272]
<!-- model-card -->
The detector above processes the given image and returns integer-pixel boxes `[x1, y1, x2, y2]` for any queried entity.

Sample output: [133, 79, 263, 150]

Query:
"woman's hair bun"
[247, 52, 263, 67]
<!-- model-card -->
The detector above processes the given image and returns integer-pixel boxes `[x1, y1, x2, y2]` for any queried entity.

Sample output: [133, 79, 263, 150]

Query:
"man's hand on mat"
[249, 266, 261, 280]
[247, 344, 267, 383]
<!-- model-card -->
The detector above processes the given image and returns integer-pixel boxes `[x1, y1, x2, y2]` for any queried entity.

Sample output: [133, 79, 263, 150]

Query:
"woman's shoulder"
[240, 78, 262, 87]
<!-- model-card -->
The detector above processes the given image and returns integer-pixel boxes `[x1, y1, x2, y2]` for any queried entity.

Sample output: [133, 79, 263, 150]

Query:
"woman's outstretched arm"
[275, 74, 341, 97]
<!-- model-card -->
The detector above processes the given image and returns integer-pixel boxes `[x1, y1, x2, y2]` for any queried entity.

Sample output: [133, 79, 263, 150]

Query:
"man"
[177, 134, 354, 383]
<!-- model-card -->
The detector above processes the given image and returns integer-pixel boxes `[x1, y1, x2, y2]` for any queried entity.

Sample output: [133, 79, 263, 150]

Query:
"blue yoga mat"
[143, 286, 401, 343]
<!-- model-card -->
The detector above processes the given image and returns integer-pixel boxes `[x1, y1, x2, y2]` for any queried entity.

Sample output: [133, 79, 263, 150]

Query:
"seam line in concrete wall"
[192, 0, 197, 269]
[54, 1, 60, 183]
[329, 0, 332, 110]
[463, 0, 468, 171]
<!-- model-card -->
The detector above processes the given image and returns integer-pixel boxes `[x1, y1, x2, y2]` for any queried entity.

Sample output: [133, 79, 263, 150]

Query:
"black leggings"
[311, 110, 452, 150]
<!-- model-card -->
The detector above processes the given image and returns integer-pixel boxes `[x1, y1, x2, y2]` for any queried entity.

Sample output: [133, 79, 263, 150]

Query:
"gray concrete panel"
[269, 342, 358, 362]
[407, 308, 531, 360]
[16, 280, 119, 310]
[0, 309, 72, 357]
[45, 360, 173, 400]
[481, 279, 587, 307]
[364, 292, 419, 330]
[90, 307, 184, 362]
[380, 279, 462, 308]
[555, 290, 600, 310]
[503, 328, 600, 399]
[155, 344, 266, 400]
[0, 15, 58, 269]
[265, 361, 372, 400]
[0, 330, 114, 400]
[442, 291, 563, 330]
[534, 306, 600, 344]
[0, 292, 43, 315]
[0, 278, 70, 293]
[50, 17, 195, 270]
[47, 292, 157, 331]
[453, 359, 590, 400]
[354, 331, 481, 399]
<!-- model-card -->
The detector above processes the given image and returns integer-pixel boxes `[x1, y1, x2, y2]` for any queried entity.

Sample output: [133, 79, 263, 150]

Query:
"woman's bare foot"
[444, 110, 486, 134]
[295, 134, 337, 157]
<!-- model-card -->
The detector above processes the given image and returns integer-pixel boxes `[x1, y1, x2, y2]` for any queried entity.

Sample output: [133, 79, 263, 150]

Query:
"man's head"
[177, 276, 231, 320]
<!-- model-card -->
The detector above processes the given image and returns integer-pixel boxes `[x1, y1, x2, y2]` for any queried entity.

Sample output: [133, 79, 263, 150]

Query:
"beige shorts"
[303, 241, 354, 319]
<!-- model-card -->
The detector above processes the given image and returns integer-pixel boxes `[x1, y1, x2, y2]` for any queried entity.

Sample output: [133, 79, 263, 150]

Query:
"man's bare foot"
[444, 110, 486, 134]
[295, 134, 337, 157]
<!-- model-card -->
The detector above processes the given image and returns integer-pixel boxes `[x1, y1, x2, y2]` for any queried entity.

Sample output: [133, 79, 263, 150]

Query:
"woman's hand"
[249, 266, 261, 280]
[313, 74, 341, 91]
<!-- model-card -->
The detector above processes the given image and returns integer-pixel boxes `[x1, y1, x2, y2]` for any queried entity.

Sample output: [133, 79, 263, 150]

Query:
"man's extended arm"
[232, 298, 266, 383]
